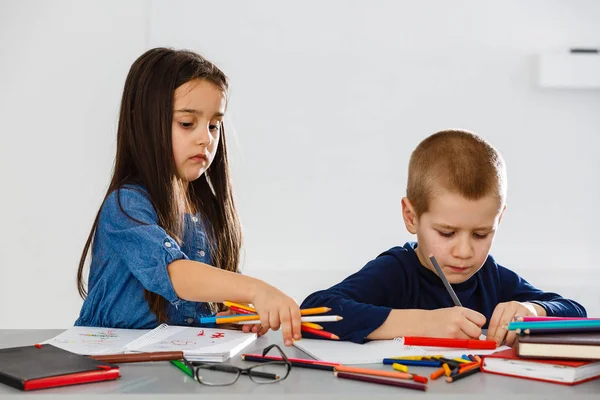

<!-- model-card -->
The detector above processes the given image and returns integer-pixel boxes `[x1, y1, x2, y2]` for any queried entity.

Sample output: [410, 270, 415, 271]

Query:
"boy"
[301, 130, 586, 345]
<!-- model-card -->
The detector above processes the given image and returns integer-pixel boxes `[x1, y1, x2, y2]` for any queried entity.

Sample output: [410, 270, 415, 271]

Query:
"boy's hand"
[424, 307, 486, 339]
[251, 282, 302, 346]
[487, 301, 540, 346]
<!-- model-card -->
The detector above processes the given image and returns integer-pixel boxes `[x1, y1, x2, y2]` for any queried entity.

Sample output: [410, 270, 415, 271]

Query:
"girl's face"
[172, 79, 226, 183]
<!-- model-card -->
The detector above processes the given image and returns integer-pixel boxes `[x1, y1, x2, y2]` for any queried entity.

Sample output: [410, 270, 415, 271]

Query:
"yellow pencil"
[301, 322, 323, 330]
[223, 301, 331, 316]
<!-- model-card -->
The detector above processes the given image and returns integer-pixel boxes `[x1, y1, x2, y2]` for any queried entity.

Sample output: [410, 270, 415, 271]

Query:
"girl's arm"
[168, 260, 301, 346]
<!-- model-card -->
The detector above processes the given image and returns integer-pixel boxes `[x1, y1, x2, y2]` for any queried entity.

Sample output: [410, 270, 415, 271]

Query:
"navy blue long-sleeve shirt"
[301, 242, 586, 343]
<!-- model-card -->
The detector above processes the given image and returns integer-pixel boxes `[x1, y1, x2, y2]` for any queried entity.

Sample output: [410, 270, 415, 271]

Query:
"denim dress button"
[191, 216, 199, 223]
[164, 242, 172, 248]
[186, 318, 194, 324]
[198, 250, 205, 257]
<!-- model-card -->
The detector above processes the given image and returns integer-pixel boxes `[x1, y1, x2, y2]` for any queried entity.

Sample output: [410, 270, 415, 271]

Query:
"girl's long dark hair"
[77, 48, 242, 322]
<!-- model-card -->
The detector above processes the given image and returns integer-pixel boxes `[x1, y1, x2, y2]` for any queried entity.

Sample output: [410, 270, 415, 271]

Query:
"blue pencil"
[383, 358, 441, 367]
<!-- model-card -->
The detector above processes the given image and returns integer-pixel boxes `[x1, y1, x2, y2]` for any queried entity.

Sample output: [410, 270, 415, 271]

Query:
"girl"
[75, 48, 302, 346]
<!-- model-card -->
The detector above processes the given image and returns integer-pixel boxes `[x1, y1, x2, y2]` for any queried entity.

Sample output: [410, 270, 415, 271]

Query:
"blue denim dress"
[75, 185, 215, 328]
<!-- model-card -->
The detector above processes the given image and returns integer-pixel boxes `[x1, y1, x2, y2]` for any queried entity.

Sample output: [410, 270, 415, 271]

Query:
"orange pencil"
[334, 365, 413, 380]
[458, 362, 481, 374]
[223, 301, 331, 316]
[430, 367, 445, 380]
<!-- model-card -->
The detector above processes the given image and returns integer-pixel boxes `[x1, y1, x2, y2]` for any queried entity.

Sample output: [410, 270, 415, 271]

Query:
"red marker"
[402, 336, 496, 349]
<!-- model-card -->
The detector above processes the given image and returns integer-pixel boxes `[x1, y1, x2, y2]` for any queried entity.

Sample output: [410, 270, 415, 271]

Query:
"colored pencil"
[518, 326, 600, 335]
[242, 355, 335, 371]
[91, 351, 183, 363]
[223, 301, 331, 316]
[391, 363, 409, 373]
[241, 353, 340, 366]
[430, 367, 445, 380]
[383, 358, 441, 367]
[446, 365, 481, 382]
[515, 316, 599, 322]
[334, 372, 427, 391]
[458, 362, 481, 374]
[429, 254, 462, 307]
[170, 360, 193, 378]
[301, 322, 323, 330]
[300, 325, 339, 340]
[232, 316, 342, 325]
[334, 365, 412, 380]
[508, 320, 600, 330]
[227, 306, 255, 315]
[401, 336, 496, 349]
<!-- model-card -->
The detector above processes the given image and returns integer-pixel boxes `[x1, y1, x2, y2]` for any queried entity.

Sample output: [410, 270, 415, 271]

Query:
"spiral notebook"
[293, 337, 509, 365]
[43, 324, 257, 362]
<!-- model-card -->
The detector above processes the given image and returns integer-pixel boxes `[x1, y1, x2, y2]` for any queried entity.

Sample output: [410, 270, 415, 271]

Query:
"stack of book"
[481, 317, 600, 385]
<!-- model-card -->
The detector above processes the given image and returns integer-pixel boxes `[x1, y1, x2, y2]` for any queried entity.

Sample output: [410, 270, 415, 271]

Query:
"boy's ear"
[498, 204, 507, 224]
[401, 197, 418, 234]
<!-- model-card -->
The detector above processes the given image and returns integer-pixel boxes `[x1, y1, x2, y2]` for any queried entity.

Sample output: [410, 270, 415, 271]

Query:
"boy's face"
[402, 190, 505, 284]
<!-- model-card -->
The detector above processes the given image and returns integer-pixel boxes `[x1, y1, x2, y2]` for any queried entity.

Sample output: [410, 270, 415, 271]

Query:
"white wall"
[1, 0, 599, 328]
[0, 0, 147, 328]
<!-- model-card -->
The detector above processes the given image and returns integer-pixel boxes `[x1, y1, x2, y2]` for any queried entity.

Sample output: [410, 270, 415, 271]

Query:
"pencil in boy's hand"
[429, 254, 462, 307]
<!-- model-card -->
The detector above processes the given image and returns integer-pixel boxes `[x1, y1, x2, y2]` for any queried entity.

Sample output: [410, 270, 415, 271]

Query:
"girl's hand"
[215, 309, 261, 334]
[487, 301, 541, 346]
[251, 282, 302, 346]
[423, 307, 486, 339]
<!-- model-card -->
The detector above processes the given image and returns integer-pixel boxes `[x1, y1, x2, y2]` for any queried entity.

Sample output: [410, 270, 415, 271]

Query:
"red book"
[481, 348, 600, 385]
[0, 344, 120, 391]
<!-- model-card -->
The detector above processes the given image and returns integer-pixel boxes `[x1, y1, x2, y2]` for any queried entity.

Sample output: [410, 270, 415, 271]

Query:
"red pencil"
[301, 325, 340, 340]
[402, 336, 496, 349]
[335, 372, 427, 391]
[227, 306, 256, 315]
[241, 353, 340, 366]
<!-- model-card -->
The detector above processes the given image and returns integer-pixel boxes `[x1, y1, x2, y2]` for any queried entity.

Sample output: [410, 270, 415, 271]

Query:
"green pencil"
[170, 360, 193, 378]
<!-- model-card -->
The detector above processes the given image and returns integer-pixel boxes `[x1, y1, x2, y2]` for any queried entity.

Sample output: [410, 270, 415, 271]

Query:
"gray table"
[0, 330, 598, 399]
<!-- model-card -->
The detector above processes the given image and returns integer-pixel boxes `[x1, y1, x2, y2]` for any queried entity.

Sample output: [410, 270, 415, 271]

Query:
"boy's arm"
[300, 254, 406, 343]
[498, 266, 587, 317]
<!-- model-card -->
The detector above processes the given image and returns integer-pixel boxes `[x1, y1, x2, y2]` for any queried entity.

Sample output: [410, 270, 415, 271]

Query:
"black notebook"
[0, 344, 120, 391]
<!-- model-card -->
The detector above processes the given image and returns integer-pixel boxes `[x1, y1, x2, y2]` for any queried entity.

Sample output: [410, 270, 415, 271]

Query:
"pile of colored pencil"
[404, 354, 483, 383]
[198, 301, 342, 340]
[240, 352, 484, 390]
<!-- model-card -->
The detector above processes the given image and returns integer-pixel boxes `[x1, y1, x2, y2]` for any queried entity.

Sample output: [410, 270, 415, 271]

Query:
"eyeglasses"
[182, 344, 292, 386]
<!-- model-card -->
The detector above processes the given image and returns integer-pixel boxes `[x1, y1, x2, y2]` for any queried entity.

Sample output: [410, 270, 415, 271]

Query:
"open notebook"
[293, 336, 510, 365]
[42, 324, 257, 362]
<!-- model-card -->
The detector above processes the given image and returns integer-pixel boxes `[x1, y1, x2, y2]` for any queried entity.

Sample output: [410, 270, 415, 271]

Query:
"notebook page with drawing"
[293, 337, 510, 365]
[43, 324, 257, 362]
[42, 327, 151, 355]
[128, 324, 257, 362]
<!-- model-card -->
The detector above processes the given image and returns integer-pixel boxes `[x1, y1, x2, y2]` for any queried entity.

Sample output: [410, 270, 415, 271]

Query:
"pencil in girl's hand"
[300, 325, 339, 340]
[301, 322, 323, 330]
[232, 315, 342, 325]
[223, 301, 331, 316]
[429, 254, 462, 307]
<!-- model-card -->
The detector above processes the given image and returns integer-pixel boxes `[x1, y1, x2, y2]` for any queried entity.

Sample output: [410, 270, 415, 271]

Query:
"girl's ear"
[401, 197, 418, 234]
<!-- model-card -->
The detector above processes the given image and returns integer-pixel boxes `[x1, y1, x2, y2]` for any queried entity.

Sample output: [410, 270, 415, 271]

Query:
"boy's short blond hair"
[407, 129, 507, 217]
